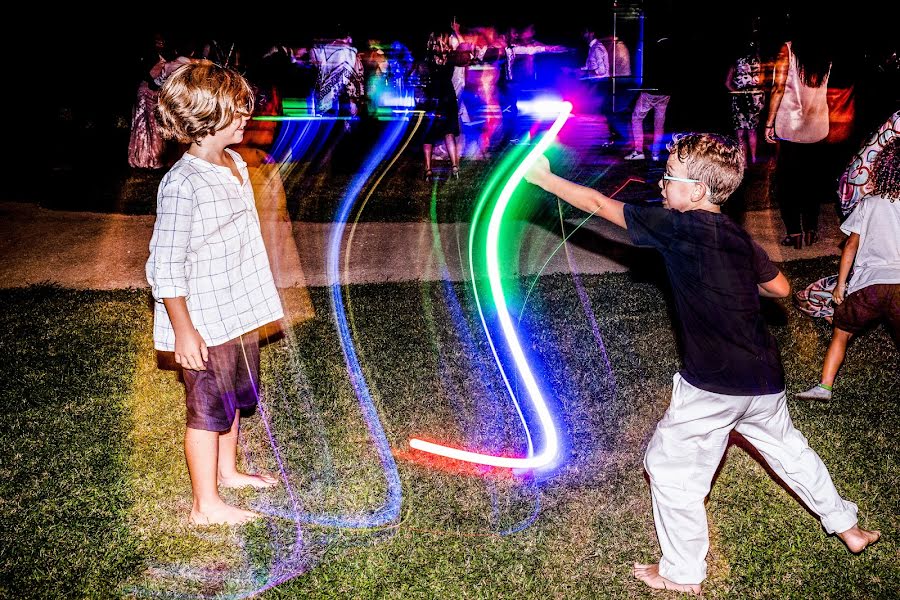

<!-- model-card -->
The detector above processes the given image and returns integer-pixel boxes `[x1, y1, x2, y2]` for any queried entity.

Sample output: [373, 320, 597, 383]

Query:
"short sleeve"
[839, 200, 865, 236]
[624, 204, 676, 250]
[751, 239, 780, 284]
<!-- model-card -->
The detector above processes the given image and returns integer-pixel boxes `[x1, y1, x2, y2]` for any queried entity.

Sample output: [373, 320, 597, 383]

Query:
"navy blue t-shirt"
[624, 205, 785, 395]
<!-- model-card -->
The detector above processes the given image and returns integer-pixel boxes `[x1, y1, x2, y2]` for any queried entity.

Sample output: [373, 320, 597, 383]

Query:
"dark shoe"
[804, 230, 819, 246]
[450, 165, 459, 180]
[424, 169, 433, 183]
[780, 234, 803, 249]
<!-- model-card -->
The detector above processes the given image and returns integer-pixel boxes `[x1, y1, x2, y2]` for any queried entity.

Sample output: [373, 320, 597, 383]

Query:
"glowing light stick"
[409, 101, 573, 469]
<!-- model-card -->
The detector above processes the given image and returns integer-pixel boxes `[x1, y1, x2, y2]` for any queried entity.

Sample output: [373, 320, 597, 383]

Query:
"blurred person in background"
[764, 21, 833, 249]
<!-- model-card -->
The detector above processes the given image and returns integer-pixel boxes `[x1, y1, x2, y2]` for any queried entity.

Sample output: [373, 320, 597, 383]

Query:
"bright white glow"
[378, 90, 416, 108]
[516, 97, 566, 117]
[409, 101, 573, 469]
[409, 438, 546, 469]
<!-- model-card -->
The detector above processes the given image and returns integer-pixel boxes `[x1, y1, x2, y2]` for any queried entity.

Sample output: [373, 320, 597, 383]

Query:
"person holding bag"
[764, 26, 833, 249]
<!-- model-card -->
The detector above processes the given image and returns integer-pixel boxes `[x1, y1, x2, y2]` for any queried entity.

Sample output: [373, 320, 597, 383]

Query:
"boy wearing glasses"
[147, 61, 283, 525]
[524, 133, 879, 594]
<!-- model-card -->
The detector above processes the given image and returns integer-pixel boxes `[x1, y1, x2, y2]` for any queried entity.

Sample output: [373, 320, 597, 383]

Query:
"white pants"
[644, 374, 858, 585]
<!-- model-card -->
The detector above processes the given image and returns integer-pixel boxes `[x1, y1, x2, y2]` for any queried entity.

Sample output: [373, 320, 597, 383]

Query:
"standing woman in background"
[726, 38, 766, 166]
[128, 33, 169, 169]
[764, 26, 832, 249]
[421, 30, 461, 182]
[128, 34, 195, 169]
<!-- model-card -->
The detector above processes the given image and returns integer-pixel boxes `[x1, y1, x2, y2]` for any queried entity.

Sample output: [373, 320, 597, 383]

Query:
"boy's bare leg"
[632, 563, 701, 595]
[820, 327, 853, 387]
[217, 410, 278, 489]
[185, 427, 259, 525]
[838, 525, 881, 553]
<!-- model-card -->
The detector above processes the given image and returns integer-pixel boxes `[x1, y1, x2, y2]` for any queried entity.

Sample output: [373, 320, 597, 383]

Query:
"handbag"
[793, 274, 839, 319]
[774, 43, 830, 143]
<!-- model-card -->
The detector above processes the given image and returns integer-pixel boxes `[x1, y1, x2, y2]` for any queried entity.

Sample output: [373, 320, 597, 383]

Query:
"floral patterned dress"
[838, 109, 900, 215]
[128, 56, 166, 169]
[729, 54, 765, 130]
[128, 56, 192, 169]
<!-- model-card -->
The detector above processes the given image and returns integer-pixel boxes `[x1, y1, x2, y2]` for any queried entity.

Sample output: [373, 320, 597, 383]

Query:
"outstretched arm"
[525, 155, 627, 229]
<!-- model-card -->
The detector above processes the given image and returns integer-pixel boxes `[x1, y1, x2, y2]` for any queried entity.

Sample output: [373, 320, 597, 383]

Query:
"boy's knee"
[832, 327, 853, 341]
[643, 433, 671, 479]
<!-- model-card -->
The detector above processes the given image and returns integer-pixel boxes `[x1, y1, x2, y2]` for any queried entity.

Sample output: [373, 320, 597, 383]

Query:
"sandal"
[780, 234, 802, 249]
[424, 169, 433, 183]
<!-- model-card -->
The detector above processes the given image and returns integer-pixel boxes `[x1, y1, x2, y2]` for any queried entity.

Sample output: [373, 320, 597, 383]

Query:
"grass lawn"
[1, 256, 897, 599]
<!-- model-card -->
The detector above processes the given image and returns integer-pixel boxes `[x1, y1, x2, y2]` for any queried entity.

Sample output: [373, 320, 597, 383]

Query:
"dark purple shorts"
[182, 331, 260, 432]
[832, 283, 900, 340]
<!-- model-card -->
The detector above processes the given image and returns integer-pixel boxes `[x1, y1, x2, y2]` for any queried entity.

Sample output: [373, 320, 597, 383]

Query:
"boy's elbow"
[773, 283, 792, 299]
[761, 272, 791, 298]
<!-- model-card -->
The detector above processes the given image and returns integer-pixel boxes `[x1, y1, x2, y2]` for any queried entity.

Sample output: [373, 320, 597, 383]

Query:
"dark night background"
[11, 0, 897, 199]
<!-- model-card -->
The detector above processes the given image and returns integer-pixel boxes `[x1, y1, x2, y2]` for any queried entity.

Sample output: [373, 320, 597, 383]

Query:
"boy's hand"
[175, 328, 209, 371]
[525, 154, 551, 187]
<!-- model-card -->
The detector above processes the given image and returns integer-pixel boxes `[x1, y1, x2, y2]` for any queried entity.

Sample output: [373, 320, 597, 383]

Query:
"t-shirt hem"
[679, 370, 785, 397]
[153, 313, 284, 352]
[848, 277, 900, 295]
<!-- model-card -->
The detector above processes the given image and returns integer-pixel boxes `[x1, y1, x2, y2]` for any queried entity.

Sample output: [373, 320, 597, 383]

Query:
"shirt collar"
[182, 148, 246, 171]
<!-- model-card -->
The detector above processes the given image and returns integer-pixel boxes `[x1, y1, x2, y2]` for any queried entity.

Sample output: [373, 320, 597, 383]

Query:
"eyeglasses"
[662, 174, 701, 187]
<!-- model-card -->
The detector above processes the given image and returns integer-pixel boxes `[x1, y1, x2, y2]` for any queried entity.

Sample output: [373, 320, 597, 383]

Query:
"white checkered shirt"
[146, 149, 284, 351]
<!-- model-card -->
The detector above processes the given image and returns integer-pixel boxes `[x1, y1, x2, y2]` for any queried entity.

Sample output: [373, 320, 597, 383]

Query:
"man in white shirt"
[581, 28, 610, 79]
[581, 27, 625, 148]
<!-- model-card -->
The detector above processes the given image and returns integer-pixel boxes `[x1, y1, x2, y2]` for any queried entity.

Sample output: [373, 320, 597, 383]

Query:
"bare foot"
[838, 525, 881, 554]
[190, 501, 260, 526]
[633, 563, 701, 595]
[218, 472, 279, 489]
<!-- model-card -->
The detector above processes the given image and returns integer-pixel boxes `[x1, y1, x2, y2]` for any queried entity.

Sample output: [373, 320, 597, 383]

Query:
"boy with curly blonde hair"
[147, 61, 283, 525]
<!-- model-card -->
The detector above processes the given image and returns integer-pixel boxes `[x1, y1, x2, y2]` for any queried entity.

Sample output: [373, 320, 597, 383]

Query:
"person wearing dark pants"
[764, 25, 833, 248]
[773, 139, 830, 247]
